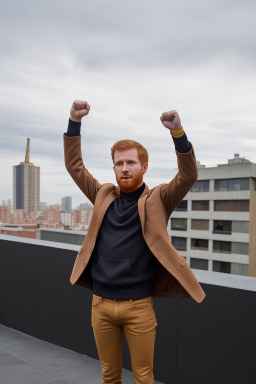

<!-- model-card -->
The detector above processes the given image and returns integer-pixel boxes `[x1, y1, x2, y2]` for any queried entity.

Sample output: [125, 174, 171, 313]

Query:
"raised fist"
[160, 110, 181, 131]
[70, 100, 90, 122]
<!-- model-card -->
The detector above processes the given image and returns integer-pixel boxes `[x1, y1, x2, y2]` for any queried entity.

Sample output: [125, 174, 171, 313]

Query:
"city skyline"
[1, 151, 254, 212]
[1, 0, 256, 208]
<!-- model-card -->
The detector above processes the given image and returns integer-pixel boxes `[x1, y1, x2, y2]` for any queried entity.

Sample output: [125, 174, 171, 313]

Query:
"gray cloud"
[2, 0, 256, 69]
[0, 0, 256, 208]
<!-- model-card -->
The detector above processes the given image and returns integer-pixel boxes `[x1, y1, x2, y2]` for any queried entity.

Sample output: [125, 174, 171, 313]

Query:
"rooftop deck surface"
[0, 324, 163, 384]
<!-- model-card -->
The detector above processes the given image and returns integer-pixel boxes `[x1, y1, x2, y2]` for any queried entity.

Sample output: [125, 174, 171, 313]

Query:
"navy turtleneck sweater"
[66, 119, 191, 299]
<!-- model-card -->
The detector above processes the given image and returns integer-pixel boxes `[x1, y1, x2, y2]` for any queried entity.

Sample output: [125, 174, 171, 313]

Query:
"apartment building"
[61, 196, 72, 213]
[169, 153, 256, 277]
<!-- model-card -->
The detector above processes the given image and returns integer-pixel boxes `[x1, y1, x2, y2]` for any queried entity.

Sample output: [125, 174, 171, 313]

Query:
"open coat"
[63, 133, 206, 303]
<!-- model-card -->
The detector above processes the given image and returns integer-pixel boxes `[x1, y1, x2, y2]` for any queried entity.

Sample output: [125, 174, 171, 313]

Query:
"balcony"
[1, 234, 256, 384]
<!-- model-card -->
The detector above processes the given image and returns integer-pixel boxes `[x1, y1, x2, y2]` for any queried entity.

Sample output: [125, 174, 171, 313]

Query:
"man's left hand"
[160, 110, 181, 131]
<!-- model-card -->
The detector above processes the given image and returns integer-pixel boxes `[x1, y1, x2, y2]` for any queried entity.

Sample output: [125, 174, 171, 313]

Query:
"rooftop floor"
[0, 324, 163, 384]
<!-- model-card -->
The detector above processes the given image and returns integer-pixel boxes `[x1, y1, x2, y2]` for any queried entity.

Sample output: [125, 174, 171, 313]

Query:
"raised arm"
[63, 100, 102, 205]
[159, 110, 198, 216]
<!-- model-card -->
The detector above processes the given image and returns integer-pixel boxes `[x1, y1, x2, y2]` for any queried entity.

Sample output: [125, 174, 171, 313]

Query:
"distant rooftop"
[197, 153, 253, 169]
[40, 227, 88, 235]
[227, 153, 251, 165]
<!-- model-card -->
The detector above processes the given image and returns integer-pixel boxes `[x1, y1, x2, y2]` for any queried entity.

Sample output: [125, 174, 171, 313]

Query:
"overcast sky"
[1, 0, 256, 209]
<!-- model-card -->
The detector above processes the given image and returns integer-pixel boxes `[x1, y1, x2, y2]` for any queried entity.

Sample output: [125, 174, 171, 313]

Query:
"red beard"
[116, 171, 144, 193]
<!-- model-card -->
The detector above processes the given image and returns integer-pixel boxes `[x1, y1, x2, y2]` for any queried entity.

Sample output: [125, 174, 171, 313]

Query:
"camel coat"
[63, 133, 206, 303]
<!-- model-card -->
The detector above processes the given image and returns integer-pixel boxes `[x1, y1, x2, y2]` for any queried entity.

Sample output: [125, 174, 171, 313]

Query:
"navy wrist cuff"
[66, 118, 81, 137]
[172, 133, 191, 153]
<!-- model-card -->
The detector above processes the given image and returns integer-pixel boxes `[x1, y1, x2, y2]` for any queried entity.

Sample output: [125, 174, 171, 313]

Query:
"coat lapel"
[138, 184, 149, 233]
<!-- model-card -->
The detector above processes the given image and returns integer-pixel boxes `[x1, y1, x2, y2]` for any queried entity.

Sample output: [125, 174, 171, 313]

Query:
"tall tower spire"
[25, 138, 30, 163]
[13, 137, 40, 214]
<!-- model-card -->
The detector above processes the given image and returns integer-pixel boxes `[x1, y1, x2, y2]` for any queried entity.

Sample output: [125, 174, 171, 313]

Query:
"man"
[63, 100, 206, 384]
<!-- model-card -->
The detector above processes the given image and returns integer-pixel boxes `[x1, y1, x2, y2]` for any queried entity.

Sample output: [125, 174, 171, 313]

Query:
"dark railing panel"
[0, 235, 256, 384]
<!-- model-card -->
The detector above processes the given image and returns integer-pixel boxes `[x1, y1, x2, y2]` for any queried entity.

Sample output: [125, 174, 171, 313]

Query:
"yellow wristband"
[170, 125, 185, 138]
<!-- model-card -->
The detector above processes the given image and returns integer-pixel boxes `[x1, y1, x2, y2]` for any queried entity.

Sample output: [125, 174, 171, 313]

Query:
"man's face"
[113, 148, 148, 193]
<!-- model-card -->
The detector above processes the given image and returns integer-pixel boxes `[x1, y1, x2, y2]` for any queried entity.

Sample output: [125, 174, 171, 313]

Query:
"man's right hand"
[70, 100, 90, 122]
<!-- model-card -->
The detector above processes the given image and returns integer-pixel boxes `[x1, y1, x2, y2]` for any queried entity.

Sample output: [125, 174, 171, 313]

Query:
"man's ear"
[142, 162, 148, 175]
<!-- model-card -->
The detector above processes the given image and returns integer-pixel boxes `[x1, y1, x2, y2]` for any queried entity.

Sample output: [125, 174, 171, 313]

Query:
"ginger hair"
[111, 139, 148, 166]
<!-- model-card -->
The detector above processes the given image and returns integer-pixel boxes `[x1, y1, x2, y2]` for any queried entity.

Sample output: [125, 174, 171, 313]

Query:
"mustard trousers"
[91, 293, 158, 384]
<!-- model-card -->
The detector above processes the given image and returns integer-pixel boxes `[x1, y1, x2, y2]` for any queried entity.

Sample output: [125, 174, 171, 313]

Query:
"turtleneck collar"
[120, 182, 145, 200]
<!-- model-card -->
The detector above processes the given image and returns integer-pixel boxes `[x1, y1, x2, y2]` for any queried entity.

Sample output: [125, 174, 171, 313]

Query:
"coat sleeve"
[63, 133, 101, 205]
[160, 143, 198, 216]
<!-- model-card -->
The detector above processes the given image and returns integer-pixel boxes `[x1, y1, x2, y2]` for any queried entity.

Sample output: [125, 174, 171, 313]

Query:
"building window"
[191, 219, 209, 231]
[232, 221, 250, 233]
[214, 178, 250, 191]
[190, 180, 209, 192]
[213, 240, 231, 253]
[214, 200, 249, 212]
[171, 218, 187, 231]
[212, 261, 231, 273]
[232, 242, 249, 255]
[175, 200, 187, 211]
[213, 220, 232, 234]
[192, 200, 209, 211]
[190, 258, 208, 270]
[191, 238, 208, 250]
[171, 236, 187, 251]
